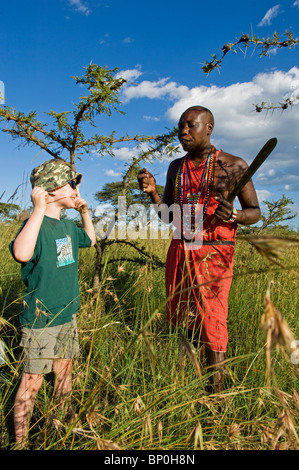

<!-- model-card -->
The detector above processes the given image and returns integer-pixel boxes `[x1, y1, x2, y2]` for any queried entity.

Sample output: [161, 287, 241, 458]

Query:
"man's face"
[178, 109, 212, 153]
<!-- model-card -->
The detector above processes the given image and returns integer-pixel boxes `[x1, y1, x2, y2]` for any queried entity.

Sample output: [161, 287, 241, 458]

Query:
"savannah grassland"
[0, 221, 298, 451]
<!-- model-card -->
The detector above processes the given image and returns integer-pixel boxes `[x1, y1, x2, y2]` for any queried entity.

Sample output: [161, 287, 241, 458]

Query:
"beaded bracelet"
[224, 207, 237, 223]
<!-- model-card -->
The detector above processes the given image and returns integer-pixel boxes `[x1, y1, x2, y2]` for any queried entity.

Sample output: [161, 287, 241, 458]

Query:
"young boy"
[9, 158, 96, 449]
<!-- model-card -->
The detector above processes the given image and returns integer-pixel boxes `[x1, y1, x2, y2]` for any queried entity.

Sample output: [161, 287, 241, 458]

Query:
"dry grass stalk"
[133, 396, 145, 414]
[194, 422, 204, 450]
[186, 422, 204, 450]
[71, 426, 122, 450]
[156, 421, 163, 444]
[96, 438, 122, 450]
[144, 415, 153, 445]
[49, 416, 64, 431]
[140, 331, 156, 368]
[292, 388, 299, 412]
[179, 335, 202, 377]
[0, 316, 16, 331]
[228, 423, 241, 440]
[264, 410, 299, 449]
[261, 284, 297, 381]
[86, 407, 109, 431]
[248, 236, 299, 270]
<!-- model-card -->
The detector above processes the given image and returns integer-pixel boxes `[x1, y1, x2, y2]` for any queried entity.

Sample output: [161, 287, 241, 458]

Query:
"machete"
[212, 137, 277, 223]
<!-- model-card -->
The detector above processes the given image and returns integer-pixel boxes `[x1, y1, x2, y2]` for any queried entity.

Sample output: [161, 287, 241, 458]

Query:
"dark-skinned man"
[138, 106, 261, 393]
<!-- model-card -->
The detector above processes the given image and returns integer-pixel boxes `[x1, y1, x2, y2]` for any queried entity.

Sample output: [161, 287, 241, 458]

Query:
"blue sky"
[1, 0, 299, 227]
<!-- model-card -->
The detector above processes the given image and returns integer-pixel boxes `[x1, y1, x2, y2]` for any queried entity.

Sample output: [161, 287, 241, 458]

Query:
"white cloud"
[121, 75, 189, 103]
[256, 189, 271, 202]
[67, 0, 91, 16]
[143, 115, 160, 122]
[113, 146, 137, 162]
[119, 67, 299, 140]
[111, 141, 171, 164]
[122, 37, 134, 44]
[256, 171, 299, 188]
[105, 169, 121, 177]
[258, 5, 281, 26]
[116, 69, 143, 84]
[293, 0, 299, 8]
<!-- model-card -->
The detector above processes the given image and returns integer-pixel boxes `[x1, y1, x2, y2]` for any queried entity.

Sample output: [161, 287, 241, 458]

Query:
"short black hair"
[183, 106, 214, 127]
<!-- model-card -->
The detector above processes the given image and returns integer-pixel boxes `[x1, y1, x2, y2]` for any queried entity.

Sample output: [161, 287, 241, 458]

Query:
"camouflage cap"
[30, 159, 82, 191]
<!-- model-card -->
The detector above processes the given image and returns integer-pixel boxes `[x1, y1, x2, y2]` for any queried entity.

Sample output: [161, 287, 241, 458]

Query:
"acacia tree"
[0, 64, 178, 289]
[0, 64, 165, 167]
[258, 194, 297, 234]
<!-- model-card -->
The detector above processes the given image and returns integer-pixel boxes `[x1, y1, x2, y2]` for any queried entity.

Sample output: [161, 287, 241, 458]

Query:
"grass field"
[0, 222, 298, 450]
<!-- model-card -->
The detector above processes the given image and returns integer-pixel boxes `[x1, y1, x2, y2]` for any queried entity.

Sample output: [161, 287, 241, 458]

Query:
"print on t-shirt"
[55, 235, 75, 267]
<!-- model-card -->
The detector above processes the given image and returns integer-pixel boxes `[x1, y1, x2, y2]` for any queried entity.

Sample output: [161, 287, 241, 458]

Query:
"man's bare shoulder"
[217, 150, 248, 170]
[167, 156, 184, 179]
[168, 156, 184, 169]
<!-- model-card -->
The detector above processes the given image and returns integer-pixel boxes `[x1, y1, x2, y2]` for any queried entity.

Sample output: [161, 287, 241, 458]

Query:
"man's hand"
[214, 196, 234, 221]
[137, 168, 157, 195]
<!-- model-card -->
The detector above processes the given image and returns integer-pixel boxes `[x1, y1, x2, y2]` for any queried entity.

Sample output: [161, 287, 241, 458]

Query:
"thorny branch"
[202, 31, 299, 112]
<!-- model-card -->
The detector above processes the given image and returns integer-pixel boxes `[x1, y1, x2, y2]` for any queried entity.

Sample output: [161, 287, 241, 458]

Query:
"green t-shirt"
[10, 216, 91, 329]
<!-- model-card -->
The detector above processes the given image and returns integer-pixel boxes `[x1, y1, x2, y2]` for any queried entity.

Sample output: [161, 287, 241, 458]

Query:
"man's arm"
[214, 157, 261, 225]
[12, 187, 47, 262]
[235, 179, 261, 225]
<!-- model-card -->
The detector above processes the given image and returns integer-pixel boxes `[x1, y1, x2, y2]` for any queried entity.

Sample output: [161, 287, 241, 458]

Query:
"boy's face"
[48, 181, 78, 209]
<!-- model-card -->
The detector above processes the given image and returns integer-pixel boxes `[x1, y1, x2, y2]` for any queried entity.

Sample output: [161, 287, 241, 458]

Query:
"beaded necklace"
[174, 146, 216, 232]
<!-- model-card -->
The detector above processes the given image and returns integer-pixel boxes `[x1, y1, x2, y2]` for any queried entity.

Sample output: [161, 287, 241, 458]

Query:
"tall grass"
[0, 223, 298, 450]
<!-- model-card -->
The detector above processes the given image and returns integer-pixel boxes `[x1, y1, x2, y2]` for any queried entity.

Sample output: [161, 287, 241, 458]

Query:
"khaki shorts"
[20, 314, 79, 375]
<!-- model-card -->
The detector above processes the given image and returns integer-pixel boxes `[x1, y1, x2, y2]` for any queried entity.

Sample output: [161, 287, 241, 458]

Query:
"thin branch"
[1, 116, 58, 158]
[202, 31, 299, 74]
[101, 240, 165, 268]
[0, 108, 72, 156]
[75, 134, 161, 150]
[202, 31, 299, 112]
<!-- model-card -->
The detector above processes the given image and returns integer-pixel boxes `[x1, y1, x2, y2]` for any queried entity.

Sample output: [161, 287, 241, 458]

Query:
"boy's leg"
[14, 372, 43, 448]
[15, 326, 53, 448]
[53, 314, 79, 410]
[52, 358, 73, 410]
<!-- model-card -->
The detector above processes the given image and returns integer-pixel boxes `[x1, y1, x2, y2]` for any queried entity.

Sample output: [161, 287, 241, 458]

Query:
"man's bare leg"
[14, 372, 43, 448]
[206, 348, 226, 393]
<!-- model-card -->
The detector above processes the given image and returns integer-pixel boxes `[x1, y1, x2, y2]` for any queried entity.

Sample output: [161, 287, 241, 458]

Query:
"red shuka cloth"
[166, 151, 237, 352]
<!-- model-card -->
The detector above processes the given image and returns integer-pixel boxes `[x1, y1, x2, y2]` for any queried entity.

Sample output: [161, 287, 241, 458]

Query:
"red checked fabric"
[166, 151, 237, 352]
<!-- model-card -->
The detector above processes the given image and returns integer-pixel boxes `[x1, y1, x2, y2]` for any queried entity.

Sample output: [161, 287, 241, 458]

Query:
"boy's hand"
[31, 187, 48, 212]
[74, 197, 88, 214]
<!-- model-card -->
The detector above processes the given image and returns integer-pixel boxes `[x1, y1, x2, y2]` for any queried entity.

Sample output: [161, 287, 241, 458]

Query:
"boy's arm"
[74, 198, 96, 246]
[12, 187, 47, 262]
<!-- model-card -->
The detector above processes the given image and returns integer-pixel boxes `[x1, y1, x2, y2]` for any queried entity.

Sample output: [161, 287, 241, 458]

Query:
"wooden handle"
[211, 138, 277, 224]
